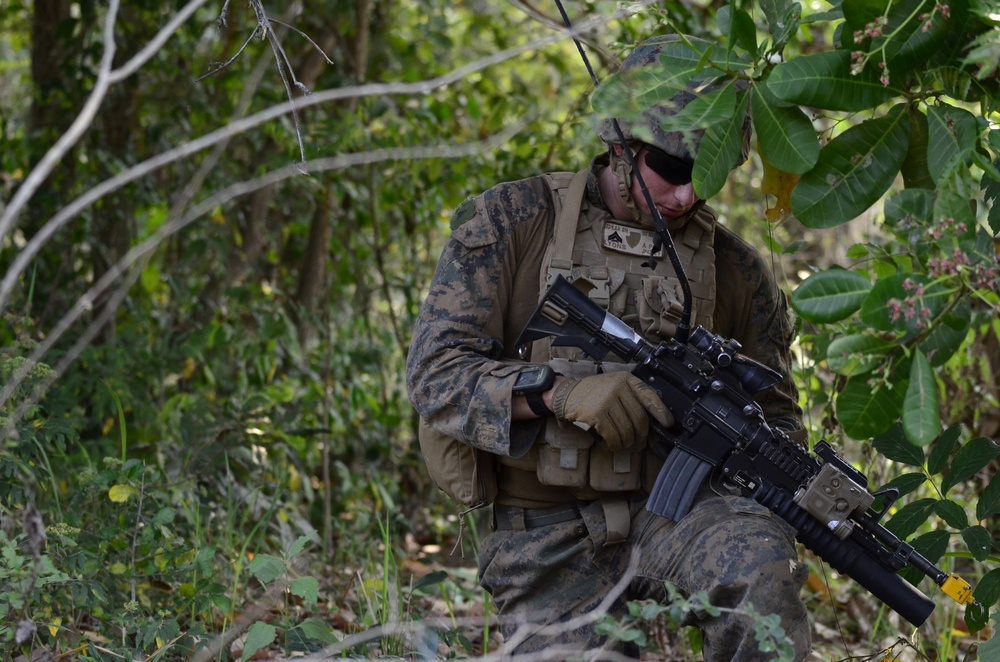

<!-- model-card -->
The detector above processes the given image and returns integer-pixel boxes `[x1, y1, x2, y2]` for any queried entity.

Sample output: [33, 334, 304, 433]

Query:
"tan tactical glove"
[551, 372, 674, 451]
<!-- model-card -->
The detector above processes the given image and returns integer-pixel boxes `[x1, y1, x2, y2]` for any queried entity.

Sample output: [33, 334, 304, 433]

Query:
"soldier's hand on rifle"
[552, 372, 673, 451]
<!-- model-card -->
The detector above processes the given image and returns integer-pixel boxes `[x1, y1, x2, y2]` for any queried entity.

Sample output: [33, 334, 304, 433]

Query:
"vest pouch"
[536, 417, 594, 487]
[418, 418, 498, 507]
[589, 445, 642, 492]
[638, 276, 699, 341]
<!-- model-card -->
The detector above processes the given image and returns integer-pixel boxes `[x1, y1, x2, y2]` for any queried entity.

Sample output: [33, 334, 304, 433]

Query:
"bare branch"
[0, 14, 619, 314]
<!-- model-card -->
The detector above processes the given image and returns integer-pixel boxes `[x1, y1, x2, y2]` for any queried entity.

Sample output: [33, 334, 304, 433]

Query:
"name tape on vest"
[603, 222, 663, 258]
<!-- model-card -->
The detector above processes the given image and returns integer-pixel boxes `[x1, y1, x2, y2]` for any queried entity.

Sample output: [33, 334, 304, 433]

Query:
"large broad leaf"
[838, 374, 905, 440]
[792, 105, 909, 227]
[927, 104, 980, 184]
[592, 66, 697, 124]
[872, 422, 925, 467]
[791, 269, 872, 322]
[826, 333, 894, 376]
[876, 471, 928, 499]
[717, 5, 758, 58]
[768, 50, 901, 112]
[694, 90, 751, 199]
[933, 498, 969, 530]
[656, 84, 737, 133]
[902, 349, 939, 446]
[241, 622, 277, 662]
[900, 106, 934, 189]
[883, 188, 934, 226]
[899, 530, 951, 586]
[759, 0, 802, 54]
[752, 76, 820, 175]
[941, 437, 1000, 493]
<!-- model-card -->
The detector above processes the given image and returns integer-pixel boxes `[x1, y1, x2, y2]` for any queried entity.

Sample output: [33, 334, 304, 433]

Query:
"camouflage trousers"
[479, 487, 811, 661]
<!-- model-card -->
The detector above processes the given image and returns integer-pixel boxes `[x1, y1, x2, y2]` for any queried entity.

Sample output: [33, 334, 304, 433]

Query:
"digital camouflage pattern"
[480, 489, 811, 660]
[406, 156, 809, 658]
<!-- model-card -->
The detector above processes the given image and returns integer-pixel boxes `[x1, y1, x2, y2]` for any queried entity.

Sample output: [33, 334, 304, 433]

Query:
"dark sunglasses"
[644, 146, 694, 186]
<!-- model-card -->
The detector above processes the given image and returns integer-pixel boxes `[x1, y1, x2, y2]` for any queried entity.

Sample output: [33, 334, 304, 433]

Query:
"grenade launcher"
[516, 274, 982, 627]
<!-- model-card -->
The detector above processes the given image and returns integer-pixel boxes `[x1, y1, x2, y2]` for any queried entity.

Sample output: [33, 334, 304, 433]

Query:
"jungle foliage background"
[1, 0, 998, 660]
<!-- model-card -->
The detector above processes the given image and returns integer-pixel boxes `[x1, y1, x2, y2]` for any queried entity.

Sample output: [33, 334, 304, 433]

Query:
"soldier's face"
[632, 146, 700, 220]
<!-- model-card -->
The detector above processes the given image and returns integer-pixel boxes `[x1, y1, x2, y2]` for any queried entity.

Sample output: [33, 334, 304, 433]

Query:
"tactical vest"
[497, 170, 717, 504]
[418, 170, 718, 518]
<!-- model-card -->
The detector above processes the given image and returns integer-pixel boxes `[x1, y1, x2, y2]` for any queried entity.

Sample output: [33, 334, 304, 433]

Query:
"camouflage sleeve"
[405, 179, 554, 456]
[713, 226, 805, 443]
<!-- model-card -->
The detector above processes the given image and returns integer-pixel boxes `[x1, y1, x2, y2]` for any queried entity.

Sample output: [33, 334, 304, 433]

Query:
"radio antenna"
[552, 0, 693, 342]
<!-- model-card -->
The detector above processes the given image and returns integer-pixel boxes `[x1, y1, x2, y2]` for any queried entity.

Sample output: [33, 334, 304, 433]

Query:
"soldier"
[406, 34, 811, 660]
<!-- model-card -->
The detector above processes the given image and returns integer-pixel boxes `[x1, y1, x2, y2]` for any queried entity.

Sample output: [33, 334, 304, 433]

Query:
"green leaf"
[876, 472, 927, 499]
[151, 507, 175, 526]
[918, 300, 971, 367]
[108, 484, 138, 503]
[412, 569, 449, 592]
[768, 50, 901, 112]
[837, 375, 905, 440]
[961, 525, 991, 562]
[976, 472, 1000, 521]
[900, 106, 934, 189]
[286, 533, 316, 559]
[884, 497, 935, 539]
[792, 105, 909, 227]
[717, 5, 758, 58]
[974, 568, 1000, 609]
[927, 424, 963, 475]
[902, 349, 939, 446]
[983, 169, 1000, 235]
[241, 622, 276, 662]
[791, 269, 872, 323]
[859, 273, 950, 336]
[289, 576, 319, 605]
[247, 554, 285, 585]
[752, 76, 820, 175]
[693, 89, 750, 199]
[826, 334, 893, 376]
[657, 84, 737, 133]
[296, 618, 339, 644]
[871, 423, 925, 467]
[927, 103, 980, 185]
[942, 437, 1000, 493]
[883, 188, 934, 226]
[759, 0, 802, 54]
[933, 499, 969, 529]
[899, 529, 951, 585]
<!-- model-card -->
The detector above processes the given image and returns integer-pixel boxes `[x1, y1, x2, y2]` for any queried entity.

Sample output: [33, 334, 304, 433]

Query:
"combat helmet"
[596, 34, 751, 220]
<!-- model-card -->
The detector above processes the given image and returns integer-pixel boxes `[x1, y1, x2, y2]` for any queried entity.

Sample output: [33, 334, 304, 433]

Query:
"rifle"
[515, 274, 983, 627]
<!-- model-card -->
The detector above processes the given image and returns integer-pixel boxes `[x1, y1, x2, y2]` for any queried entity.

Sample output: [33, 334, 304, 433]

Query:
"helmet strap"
[610, 143, 641, 222]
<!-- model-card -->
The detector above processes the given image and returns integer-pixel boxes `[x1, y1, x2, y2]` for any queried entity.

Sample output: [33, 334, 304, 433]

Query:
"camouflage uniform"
[406, 154, 811, 659]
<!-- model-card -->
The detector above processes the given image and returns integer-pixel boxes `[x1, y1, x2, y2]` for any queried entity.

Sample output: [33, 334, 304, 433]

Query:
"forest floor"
[220, 530, 989, 662]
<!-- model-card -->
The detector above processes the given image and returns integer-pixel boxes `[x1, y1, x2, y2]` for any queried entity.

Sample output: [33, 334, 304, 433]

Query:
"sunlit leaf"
[902, 350, 939, 446]
[791, 269, 871, 322]
[792, 105, 909, 227]
[760, 151, 799, 221]
[108, 484, 138, 503]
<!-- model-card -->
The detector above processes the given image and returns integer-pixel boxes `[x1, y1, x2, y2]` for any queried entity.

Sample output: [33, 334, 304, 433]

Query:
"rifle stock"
[516, 275, 982, 627]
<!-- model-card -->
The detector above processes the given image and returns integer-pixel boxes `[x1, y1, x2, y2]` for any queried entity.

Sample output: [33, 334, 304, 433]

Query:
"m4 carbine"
[516, 275, 982, 627]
